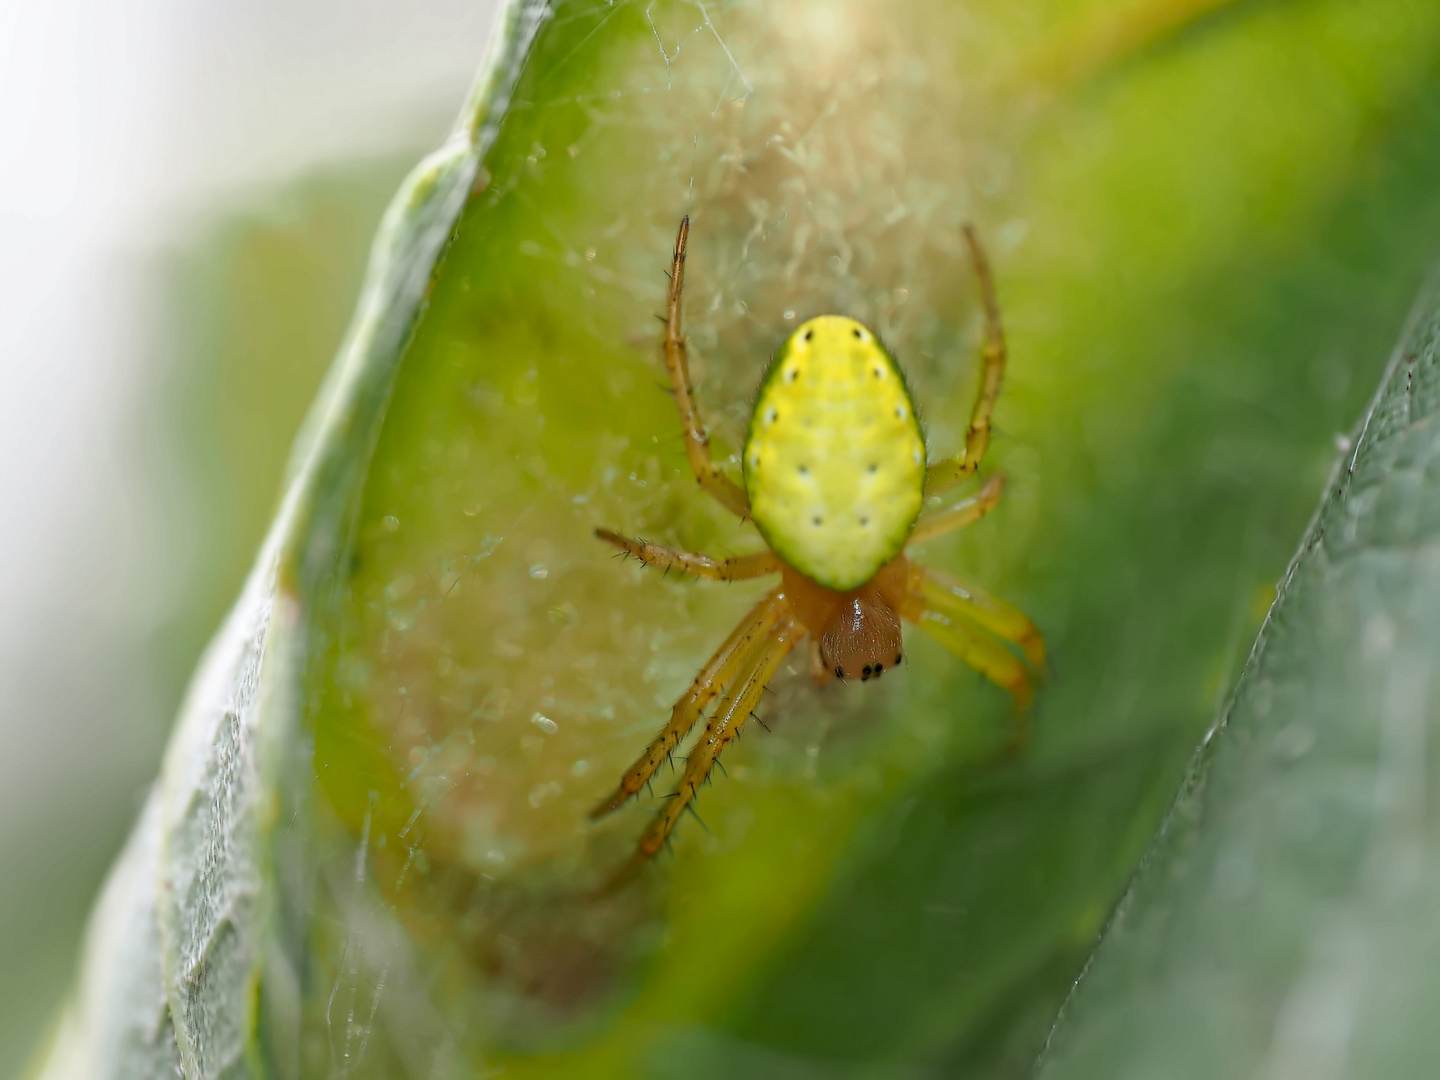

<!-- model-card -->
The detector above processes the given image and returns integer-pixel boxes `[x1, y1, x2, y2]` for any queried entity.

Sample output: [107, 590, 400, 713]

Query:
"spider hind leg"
[925, 224, 1007, 497]
[908, 474, 1005, 546]
[661, 216, 751, 518]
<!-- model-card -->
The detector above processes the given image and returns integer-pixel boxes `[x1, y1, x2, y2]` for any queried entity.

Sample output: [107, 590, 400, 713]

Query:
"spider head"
[820, 590, 903, 682]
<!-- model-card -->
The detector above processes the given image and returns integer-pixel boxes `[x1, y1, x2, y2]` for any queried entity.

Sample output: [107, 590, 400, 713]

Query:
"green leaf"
[29, 4, 548, 1075]
[1037, 273, 1440, 1076]
[33, 0, 1440, 1076]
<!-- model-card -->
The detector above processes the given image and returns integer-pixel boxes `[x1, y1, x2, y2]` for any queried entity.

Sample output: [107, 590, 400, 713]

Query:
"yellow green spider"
[592, 216, 1044, 869]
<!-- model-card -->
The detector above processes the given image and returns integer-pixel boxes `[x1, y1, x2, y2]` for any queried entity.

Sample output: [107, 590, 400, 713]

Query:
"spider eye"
[834, 666, 845, 679]
[853, 328, 864, 340]
[803, 329, 813, 342]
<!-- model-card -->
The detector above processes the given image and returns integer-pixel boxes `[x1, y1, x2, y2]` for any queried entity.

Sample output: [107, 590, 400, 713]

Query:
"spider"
[592, 216, 1044, 869]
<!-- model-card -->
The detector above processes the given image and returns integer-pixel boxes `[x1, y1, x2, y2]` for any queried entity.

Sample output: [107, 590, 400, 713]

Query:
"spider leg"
[634, 614, 801, 860]
[925, 224, 1007, 497]
[590, 590, 784, 818]
[595, 528, 780, 581]
[907, 475, 1005, 545]
[806, 637, 828, 682]
[892, 562, 1037, 720]
[662, 216, 751, 519]
[913, 564, 1045, 669]
[915, 614, 1035, 715]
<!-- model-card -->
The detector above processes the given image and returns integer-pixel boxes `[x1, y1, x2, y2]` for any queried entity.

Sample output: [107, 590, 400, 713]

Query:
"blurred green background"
[0, 158, 423, 1075]
[0, 2, 494, 1074]
[302, 0, 1440, 1074]
[17, 0, 1440, 1075]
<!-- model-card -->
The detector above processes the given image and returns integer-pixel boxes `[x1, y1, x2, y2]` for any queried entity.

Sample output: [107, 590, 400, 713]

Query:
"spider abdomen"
[743, 315, 926, 591]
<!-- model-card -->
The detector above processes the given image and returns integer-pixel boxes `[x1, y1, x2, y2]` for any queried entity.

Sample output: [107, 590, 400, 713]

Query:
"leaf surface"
[33, 1, 1440, 1077]
[1039, 272, 1440, 1077]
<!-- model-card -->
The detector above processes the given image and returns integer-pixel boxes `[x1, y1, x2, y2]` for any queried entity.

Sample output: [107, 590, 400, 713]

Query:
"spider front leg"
[633, 613, 801, 861]
[662, 216, 751, 519]
[892, 561, 1043, 732]
[591, 590, 785, 818]
[926, 224, 1007, 497]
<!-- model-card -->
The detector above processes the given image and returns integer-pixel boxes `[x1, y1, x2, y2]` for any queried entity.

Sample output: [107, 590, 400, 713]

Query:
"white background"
[0, 0, 496, 1067]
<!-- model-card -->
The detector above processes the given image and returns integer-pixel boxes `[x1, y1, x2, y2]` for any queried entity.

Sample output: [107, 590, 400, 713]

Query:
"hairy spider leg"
[887, 561, 1036, 705]
[663, 216, 750, 518]
[925, 224, 1007, 497]
[595, 529, 781, 581]
[885, 565, 1036, 714]
[590, 591, 784, 818]
[908, 474, 1005, 545]
[633, 613, 801, 860]
[912, 564, 1045, 670]
[914, 613, 1035, 715]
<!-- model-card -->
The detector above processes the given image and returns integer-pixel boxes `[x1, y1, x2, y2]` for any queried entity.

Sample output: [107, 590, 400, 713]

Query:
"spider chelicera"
[592, 216, 1044, 868]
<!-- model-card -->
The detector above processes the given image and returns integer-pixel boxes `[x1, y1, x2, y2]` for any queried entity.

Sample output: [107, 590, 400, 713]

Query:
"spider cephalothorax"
[592, 217, 1044, 872]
